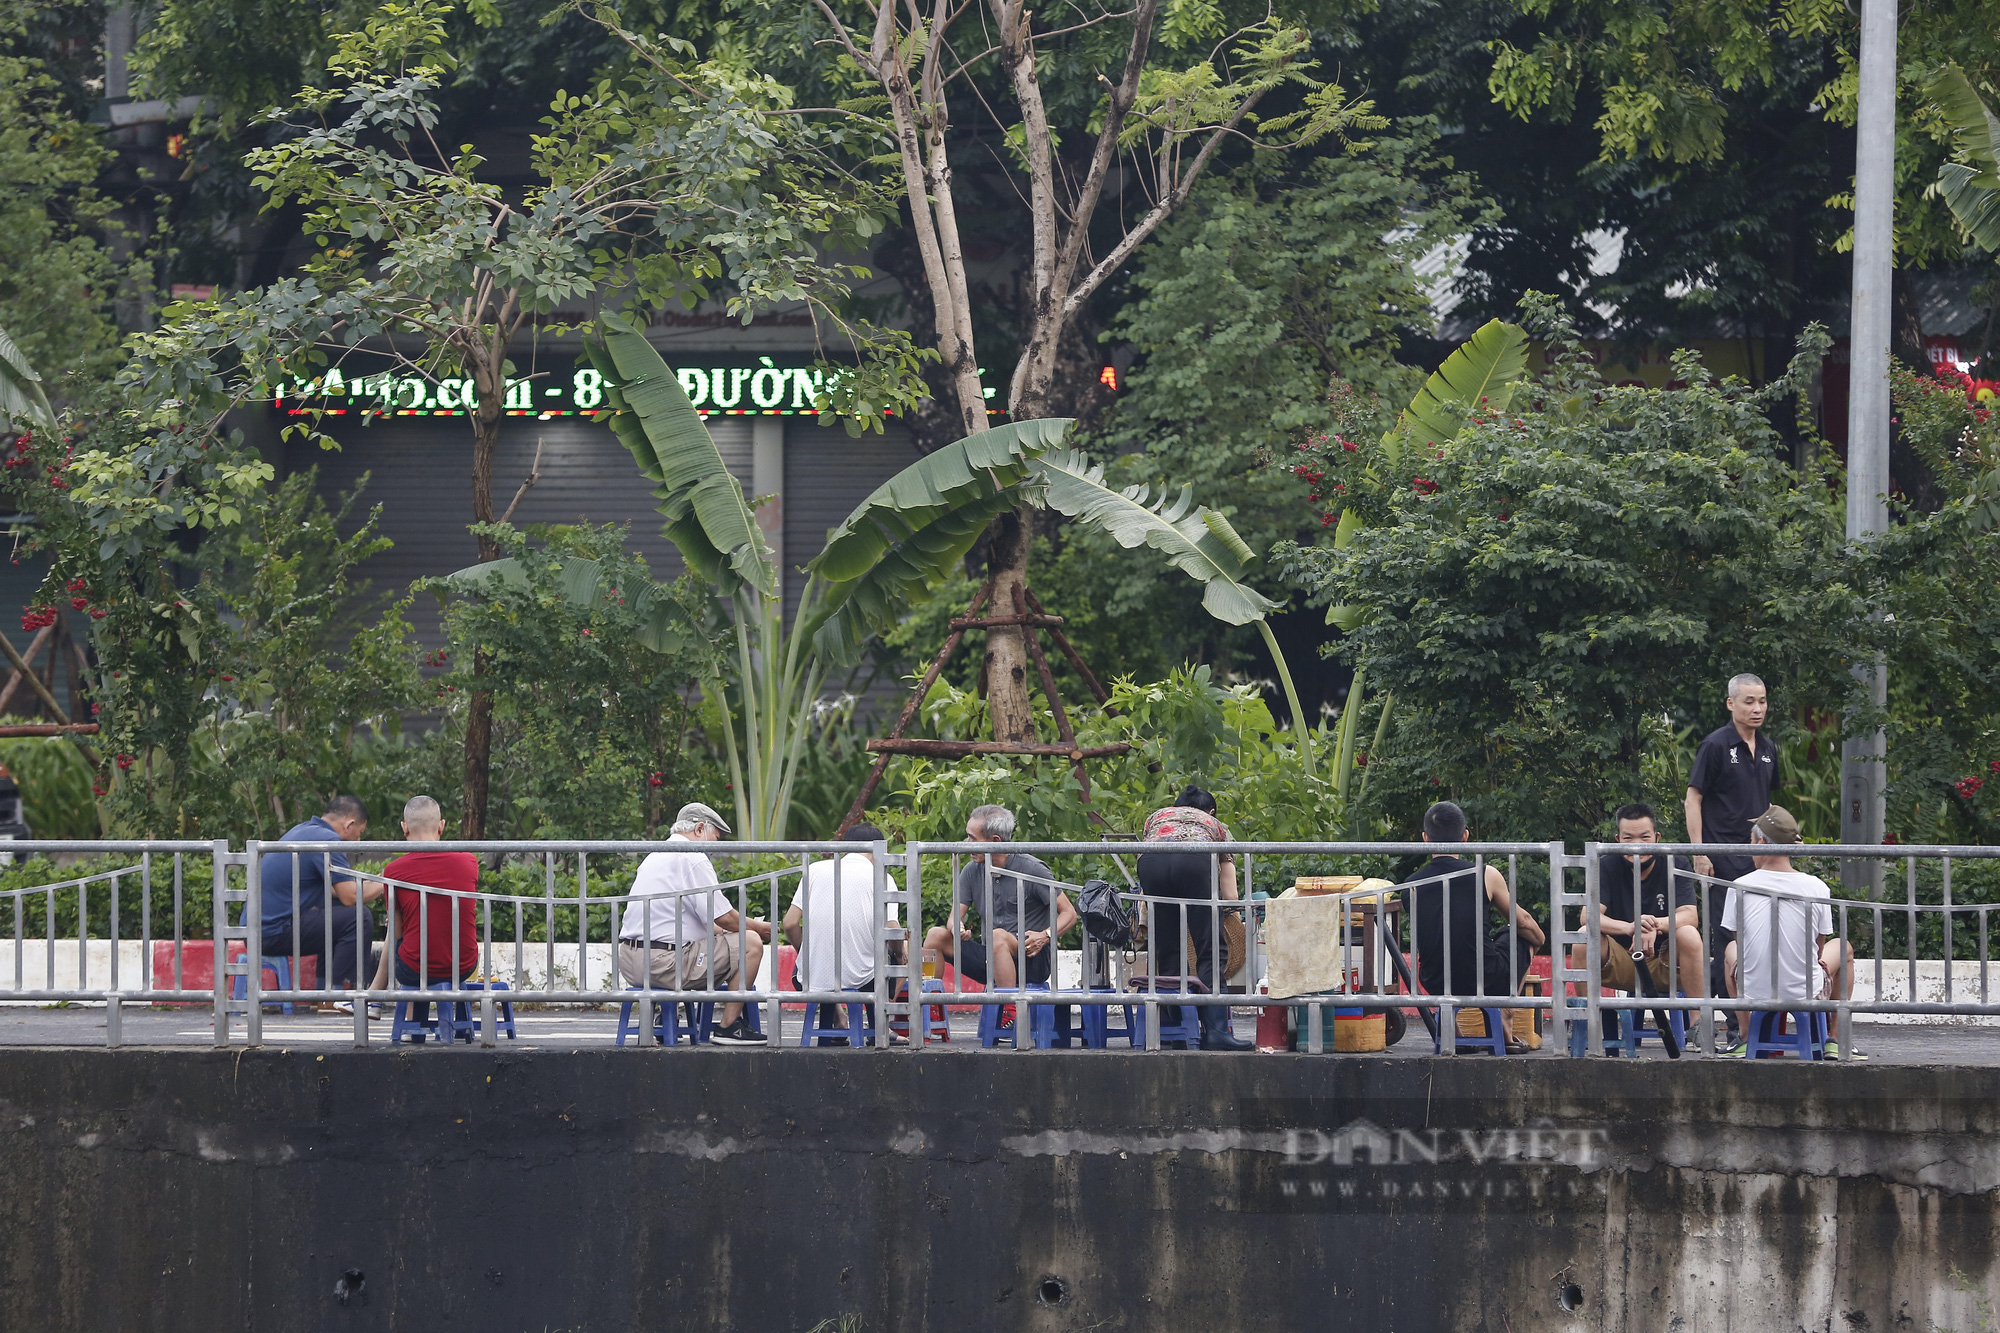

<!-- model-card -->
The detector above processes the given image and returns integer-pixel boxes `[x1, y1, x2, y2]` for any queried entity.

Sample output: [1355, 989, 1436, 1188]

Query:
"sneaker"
[1826, 1040, 1868, 1061]
[709, 1016, 767, 1046]
[999, 1006, 1016, 1030]
[1717, 1033, 1747, 1056]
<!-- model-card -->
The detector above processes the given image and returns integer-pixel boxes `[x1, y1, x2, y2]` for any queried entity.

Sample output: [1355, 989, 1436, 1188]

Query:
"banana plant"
[1034, 449, 1315, 773]
[0, 324, 55, 432]
[1929, 66, 2000, 252]
[447, 310, 1072, 839]
[1327, 316, 1530, 629]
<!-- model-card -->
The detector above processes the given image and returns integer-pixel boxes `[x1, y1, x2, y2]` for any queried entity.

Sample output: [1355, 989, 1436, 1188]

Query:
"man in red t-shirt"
[364, 795, 479, 991]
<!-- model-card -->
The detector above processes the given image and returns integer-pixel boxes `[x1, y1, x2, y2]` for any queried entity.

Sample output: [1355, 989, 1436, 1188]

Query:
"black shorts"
[956, 938, 1052, 986]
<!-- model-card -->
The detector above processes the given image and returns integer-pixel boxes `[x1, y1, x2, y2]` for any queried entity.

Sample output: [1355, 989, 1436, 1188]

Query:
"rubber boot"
[1199, 1004, 1252, 1051]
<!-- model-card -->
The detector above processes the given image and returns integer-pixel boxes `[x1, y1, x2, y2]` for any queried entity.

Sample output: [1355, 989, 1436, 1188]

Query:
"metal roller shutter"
[288, 416, 755, 647]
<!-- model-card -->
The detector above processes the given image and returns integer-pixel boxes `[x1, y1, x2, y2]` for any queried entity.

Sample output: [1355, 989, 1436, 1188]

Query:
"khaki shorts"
[618, 934, 744, 990]
[1602, 938, 1676, 993]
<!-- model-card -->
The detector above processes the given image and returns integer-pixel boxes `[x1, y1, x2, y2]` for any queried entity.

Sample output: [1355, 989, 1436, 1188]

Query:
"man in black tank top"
[1400, 802, 1546, 999]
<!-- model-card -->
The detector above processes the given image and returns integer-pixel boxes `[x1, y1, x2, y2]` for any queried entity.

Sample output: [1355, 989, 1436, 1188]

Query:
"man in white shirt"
[1721, 805, 1858, 1058]
[617, 802, 772, 1046]
[783, 824, 904, 1044]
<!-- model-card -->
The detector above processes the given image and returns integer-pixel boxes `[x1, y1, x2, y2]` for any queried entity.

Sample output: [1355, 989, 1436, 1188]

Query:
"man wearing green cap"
[1720, 805, 1860, 1058]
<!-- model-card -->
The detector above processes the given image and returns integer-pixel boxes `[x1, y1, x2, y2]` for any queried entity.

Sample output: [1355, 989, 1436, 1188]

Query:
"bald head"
[402, 795, 443, 840]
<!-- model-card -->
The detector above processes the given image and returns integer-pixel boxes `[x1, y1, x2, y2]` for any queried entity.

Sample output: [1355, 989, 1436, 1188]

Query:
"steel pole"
[1841, 0, 1895, 897]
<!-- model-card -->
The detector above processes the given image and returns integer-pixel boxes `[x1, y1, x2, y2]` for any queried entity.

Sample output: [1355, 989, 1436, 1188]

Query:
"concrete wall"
[1, 1051, 1997, 1332]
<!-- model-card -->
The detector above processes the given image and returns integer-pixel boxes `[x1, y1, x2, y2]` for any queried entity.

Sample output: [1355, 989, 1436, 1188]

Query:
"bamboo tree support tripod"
[837, 583, 1131, 833]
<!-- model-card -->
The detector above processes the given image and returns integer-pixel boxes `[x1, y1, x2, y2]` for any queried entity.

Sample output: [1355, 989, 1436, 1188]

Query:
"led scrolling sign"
[273, 354, 835, 419]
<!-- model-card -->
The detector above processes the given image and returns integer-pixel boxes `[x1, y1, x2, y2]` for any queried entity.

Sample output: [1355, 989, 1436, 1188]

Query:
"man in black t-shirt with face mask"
[1573, 802, 1706, 1004]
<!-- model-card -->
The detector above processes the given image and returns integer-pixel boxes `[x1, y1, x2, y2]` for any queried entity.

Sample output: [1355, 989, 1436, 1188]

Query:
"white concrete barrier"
[0, 941, 147, 1000]
[1850, 959, 2000, 1026]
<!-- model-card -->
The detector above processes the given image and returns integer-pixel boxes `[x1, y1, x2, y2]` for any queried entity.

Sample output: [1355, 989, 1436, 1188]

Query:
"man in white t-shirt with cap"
[1720, 805, 1860, 1059]
[618, 802, 772, 1046]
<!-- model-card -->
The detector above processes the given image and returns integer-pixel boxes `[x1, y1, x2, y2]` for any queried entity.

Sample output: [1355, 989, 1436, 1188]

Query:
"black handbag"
[1078, 878, 1135, 949]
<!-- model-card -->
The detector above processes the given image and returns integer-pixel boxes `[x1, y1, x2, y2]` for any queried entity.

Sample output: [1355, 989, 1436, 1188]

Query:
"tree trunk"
[469, 350, 504, 561]
[982, 511, 1036, 743]
[460, 672, 493, 838]
[460, 340, 507, 837]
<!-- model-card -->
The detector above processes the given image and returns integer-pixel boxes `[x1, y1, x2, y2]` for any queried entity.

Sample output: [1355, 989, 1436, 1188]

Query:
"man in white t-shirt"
[1720, 805, 1858, 1058]
[783, 824, 904, 1043]
[617, 802, 772, 1046]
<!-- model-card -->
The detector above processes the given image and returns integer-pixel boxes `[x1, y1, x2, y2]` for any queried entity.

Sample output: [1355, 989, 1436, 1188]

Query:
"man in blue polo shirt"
[258, 796, 382, 1003]
[1684, 672, 1780, 1022]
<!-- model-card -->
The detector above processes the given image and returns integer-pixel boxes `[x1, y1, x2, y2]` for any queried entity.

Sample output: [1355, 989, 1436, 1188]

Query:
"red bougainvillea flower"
[648, 772, 664, 787]
[20, 606, 55, 631]
[1412, 477, 1438, 496]
[92, 785, 107, 797]
[1956, 776, 1985, 799]
[115, 754, 134, 770]
[1988, 759, 2000, 774]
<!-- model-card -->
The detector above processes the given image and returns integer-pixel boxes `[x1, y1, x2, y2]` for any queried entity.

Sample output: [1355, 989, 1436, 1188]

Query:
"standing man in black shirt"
[1575, 802, 1706, 1003]
[1684, 672, 1779, 1014]
[1401, 801, 1546, 1013]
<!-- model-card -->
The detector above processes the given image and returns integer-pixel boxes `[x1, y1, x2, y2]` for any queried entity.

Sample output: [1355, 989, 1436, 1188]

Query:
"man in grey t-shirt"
[921, 804, 1077, 988]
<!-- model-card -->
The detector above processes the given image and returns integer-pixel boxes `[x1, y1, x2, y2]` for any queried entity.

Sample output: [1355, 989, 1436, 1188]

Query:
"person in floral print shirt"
[1135, 787, 1251, 1050]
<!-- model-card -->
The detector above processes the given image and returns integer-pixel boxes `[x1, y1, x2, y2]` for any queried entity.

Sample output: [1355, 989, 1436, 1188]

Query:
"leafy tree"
[808, 0, 1383, 745]
[426, 522, 716, 838]
[1283, 298, 1865, 842]
[120, 0, 925, 834]
[1049, 130, 1484, 696]
[1870, 362, 2000, 843]
[1480, 0, 2000, 278]
[0, 4, 122, 396]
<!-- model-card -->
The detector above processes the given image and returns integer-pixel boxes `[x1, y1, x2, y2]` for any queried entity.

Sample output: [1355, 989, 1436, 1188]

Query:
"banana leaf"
[583, 312, 776, 599]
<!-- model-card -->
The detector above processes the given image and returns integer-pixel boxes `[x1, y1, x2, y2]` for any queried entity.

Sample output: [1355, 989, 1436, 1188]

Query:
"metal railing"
[0, 841, 220, 1045]
[1558, 842, 2000, 1057]
[7, 836, 2000, 1054]
[905, 841, 1555, 1054]
[242, 839, 906, 1049]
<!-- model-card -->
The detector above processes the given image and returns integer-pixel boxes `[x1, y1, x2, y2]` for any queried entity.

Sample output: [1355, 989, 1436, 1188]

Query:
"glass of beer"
[922, 949, 939, 980]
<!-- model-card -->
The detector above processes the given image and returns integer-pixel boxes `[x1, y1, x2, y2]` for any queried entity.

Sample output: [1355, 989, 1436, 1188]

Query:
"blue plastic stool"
[390, 981, 456, 1045]
[433, 981, 518, 1044]
[801, 993, 876, 1047]
[1629, 993, 1688, 1051]
[1566, 996, 1641, 1056]
[1745, 1009, 1828, 1060]
[231, 953, 297, 1015]
[1435, 1006, 1510, 1055]
[978, 983, 1055, 1049]
[1121, 978, 1203, 1049]
[1050, 987, 1110, 1049]
[617, 989, 690, 1046]
[917, 979, 951, 1042]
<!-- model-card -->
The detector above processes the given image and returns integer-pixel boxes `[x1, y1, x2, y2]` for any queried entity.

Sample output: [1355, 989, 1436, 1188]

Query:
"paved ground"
[1, 1003, 1995, 1061]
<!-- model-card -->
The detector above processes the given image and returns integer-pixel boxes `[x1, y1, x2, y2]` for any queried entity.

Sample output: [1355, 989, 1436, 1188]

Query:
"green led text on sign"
[273, 356, 830, 418]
